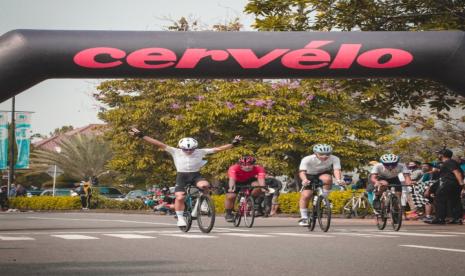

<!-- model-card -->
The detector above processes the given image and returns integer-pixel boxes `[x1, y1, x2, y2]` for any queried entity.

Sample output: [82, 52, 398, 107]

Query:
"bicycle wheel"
[354, 196, 370, 218]
[376, 199, 387, 230]
[308, 200, 317, 231]
[197, 195, 216, 233]
[243, 197, 255, 228]
[179, 210, 193, 232]
[233, 196, 242, 227]
[317, 196, 331, 232]
[390, 195, 403, 231]
[342, 199, 354, 218]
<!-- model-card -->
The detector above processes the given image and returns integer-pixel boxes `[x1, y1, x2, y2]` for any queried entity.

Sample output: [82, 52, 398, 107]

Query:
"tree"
[96, 79, 392, 184]
[49, 125, 74, 137]
[244, 0, 465, 115]
[31, 134, 113, 182]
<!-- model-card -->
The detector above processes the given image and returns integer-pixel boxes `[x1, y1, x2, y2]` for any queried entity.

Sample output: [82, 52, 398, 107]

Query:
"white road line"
[272, 233, 332, 238]
[0, 236, 35, 241]
[161, 234, 217, 239]
[435, 232, 465, 235]
[103, 234, 156, 239]
[51, 235, 99, 240]
[333, 233, 398, 238]
[214, 227, 250, 232]
[26, 216, 174, 226]
[221, 233, 273, 238]
[400, 245, 465, 253]
[379, 232, 456, 237]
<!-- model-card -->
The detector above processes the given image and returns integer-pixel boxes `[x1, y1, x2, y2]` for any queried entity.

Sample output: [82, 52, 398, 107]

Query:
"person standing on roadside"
[428, 149, 464, 224]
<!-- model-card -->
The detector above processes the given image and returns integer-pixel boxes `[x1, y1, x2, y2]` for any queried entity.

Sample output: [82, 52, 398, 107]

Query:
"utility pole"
[7, 97, 15, 198]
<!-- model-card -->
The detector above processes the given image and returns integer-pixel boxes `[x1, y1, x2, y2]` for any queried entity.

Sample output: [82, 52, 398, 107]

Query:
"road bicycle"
[375, 185, 404, 231]
[232, 185, 267, 228]
[302, 180, 331, 232]
[178, 184, 215, 233]
[342, 190, 370, 218]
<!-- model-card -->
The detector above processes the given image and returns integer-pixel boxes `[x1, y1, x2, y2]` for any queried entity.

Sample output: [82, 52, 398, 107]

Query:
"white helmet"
[313, 144, 333, 154]
[178, 137, 198, 150]
[380, 153, 399, 164]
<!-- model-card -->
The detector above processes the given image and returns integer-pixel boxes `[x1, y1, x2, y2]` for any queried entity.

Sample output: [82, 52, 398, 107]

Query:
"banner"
[15, 112, 32, 169]
[0, 112, 8, 169]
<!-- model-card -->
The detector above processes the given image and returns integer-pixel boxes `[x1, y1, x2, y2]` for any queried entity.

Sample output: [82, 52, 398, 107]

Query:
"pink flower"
[243, 107, 250, 111]
[225, 101, 235, 109]
[289, 127, 296, 133]
[306, 94, 315, 101]
[196, 95, 205, 101]
[299, 100, 307, 107]
[171, 103, 181, 109]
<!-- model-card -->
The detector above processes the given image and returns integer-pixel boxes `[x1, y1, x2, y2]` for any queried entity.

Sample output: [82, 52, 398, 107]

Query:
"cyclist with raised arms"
[129, 127, 242, 227]
[298, 144, 343, 226]
[224, 156, 266, 222]
[370, 153, 412, 214]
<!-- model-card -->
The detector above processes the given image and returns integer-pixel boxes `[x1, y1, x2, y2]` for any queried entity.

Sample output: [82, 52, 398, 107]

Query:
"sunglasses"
[383, 164, 398, 168]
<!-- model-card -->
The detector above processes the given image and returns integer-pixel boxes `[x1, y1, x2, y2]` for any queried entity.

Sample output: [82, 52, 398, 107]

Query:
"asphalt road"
[1, 212, 465, 276]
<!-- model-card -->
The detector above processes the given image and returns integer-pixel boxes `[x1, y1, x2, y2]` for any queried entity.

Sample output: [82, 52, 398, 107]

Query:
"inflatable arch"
[1, 29, 465, 102]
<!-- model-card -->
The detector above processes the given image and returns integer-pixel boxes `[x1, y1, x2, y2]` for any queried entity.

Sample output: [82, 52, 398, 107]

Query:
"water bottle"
[240, 196, 246, 204]
[191, 199, 200, 217]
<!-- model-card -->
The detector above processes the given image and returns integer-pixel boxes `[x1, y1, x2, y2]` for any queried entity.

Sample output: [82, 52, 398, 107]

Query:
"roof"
[33, 124, 106, 151]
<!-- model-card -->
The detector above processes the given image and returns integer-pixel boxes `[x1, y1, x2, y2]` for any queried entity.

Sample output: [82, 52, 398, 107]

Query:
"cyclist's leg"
[319, 173, 333, 197]
[373, 180, 388, 212]
[224, 181, 240, 221]
[299, 176, 314, 224]
[174, 173, 188, 226]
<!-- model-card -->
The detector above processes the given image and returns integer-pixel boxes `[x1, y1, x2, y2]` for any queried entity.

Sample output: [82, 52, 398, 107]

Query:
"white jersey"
[370, 163, 410, 179]
[165, 146, 215, 172]
[299, 154, 341, 175]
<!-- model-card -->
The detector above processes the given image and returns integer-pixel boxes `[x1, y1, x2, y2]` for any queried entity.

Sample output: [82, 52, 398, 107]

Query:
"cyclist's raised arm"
[211, 135, 243, 153]
[129, 127, 168, 149]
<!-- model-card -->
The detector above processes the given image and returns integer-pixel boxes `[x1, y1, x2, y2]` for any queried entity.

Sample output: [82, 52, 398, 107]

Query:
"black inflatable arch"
[1, 29, 465, 102]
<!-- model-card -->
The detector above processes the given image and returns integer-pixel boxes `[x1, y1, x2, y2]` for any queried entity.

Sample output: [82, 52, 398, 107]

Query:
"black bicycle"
[302, 180, 331, 232]
[178, 185, 216, 233]
[375, 184, 404, 231]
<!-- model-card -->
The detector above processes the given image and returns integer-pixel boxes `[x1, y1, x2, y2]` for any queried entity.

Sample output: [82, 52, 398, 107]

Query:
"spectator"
[9, 184, 16, 197]
[15, 184, 27, 197]
[264, 176, 283, 217]
[405, 161, 423, 220]
[0, 186, 8, 210]
[428, 149, 464, 224]
[78, 181, 92, 210]
[366, 161, 379, 205]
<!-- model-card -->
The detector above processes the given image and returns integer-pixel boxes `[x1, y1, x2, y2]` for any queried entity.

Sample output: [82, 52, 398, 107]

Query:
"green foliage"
[10, 196, 81, 210]
[31, 133, 113, 181]
[96, 79, 391, 183]
[244, 0, 465, 114]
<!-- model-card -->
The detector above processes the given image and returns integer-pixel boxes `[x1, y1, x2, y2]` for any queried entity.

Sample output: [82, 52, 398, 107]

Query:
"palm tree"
[31, 134, 113, 181]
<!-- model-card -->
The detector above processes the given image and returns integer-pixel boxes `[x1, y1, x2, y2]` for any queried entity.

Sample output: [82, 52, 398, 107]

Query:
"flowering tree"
[95, 78, 391, 185]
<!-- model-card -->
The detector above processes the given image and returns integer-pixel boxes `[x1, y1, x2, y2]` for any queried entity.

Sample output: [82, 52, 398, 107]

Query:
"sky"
[0, 0, 253, 137]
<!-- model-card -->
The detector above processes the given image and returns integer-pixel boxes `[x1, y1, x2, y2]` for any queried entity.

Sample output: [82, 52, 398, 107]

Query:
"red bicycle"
[232, 186, 266, 228]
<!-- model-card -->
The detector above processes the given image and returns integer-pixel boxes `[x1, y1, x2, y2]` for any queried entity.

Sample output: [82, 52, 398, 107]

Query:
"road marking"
[161, 234, 217, 239]
[103, 234, 155, 239]
[51, 235, 99, 240]
[333, 233, 398, 238]
[272, 233, 332, 238]
[400, 245, 465, 253]
[435, 232, 465, 235]
[379, 232, 456, 237]
[221, 233, 273, 238]
[26, 216, 175, 226]
[214, 227, 250, 232]
[0, 236, 35, 241]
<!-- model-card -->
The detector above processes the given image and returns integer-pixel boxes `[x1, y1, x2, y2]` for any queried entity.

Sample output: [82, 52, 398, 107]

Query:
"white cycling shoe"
[177, 218, 187, 227]
[298, 218, 308, 226]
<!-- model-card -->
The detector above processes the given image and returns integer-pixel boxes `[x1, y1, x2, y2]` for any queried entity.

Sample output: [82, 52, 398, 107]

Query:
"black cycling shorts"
[175, 172, 207, 193]
[302, 172, 332, 191]
[377, 176, 402, 192]
[231, 177, 258, 193]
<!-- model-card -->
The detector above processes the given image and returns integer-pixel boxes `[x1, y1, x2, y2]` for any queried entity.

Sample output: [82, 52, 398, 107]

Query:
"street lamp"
[52, 146, 61, 197]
